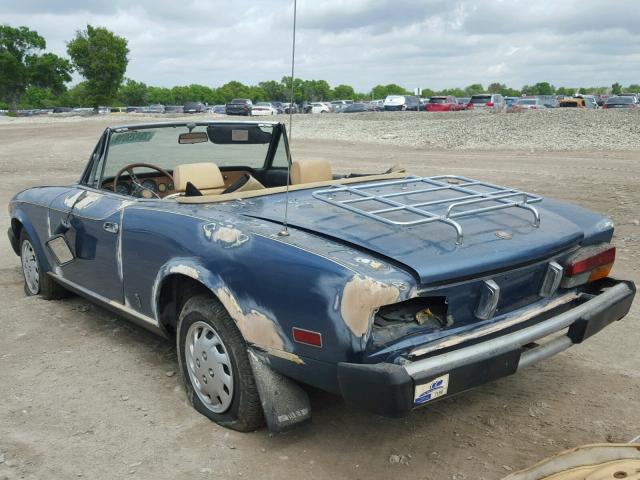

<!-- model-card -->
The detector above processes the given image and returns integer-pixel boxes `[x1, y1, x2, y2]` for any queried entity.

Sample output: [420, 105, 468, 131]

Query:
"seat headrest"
[290, 159, 332, 185]
[173, 162, 225, 192]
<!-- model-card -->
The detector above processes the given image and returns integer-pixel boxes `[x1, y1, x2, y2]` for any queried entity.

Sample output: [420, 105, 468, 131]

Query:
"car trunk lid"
[235, 177, 586, 285]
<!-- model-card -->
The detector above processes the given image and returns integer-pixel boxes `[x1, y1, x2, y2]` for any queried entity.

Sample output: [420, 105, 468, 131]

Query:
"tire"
[19, 230, 67, 300]
[177, 294, 263, 432]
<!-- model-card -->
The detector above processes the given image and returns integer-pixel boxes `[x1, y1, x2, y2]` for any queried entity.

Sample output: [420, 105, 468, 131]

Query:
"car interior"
[90, 122, 403, 201]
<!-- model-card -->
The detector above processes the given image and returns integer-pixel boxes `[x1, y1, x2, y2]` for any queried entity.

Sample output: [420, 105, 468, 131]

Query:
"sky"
[1, 0, 639, 91]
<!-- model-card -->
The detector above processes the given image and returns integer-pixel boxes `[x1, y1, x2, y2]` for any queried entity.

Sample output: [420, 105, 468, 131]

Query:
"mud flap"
[247, 349, 311, 432]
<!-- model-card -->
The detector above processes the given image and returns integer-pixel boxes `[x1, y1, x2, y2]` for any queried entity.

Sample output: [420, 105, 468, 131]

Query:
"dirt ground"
[0, 116, 638, 480]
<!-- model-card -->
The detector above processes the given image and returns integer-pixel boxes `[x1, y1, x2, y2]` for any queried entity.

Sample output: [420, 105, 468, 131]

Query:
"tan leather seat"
[173, 162, 225, 195]
[290, 159, 332, 185]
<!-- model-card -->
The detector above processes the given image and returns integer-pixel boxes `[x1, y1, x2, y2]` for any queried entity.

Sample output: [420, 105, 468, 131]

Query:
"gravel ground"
[0, 114, 638, 480]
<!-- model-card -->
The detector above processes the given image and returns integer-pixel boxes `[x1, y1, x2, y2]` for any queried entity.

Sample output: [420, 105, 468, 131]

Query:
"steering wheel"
[113, 163, 174, 199]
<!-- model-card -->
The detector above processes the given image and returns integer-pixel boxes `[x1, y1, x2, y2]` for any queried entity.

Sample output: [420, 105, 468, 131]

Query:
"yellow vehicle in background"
[559, 97, 585, 108]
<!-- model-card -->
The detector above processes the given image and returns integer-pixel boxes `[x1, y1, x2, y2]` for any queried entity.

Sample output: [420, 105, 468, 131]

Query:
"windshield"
[470, 96, 491, 104]
[607, 96, 632, 104]
[101, 123, 279, 181]
[518, 99, 537, 105]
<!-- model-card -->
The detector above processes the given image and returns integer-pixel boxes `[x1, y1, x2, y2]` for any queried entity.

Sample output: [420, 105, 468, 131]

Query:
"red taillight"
[486, 102, 494, 107]
[562, 245, 615, 287]
[292, 327, 322, 347]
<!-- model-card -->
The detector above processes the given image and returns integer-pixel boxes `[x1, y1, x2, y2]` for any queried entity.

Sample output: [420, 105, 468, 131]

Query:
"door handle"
[103, 222, 119, 234]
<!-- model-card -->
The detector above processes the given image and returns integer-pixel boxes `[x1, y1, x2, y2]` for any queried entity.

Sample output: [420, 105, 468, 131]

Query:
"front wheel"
[19, 230, 67, 299]
[177, 295, 263, 431]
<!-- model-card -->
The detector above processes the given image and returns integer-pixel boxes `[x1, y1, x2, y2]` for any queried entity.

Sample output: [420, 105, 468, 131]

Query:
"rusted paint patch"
[341, 275, 400, 337]
[203, 222, 249, 248]
[215, 287, 285, 350]
[355, 257, 384, 270]
[263, 347, 305, 365]
[169, 264, 199, 279]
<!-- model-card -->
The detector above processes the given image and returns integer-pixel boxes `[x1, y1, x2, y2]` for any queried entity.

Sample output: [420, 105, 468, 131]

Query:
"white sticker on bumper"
[414, 374, 450, 405]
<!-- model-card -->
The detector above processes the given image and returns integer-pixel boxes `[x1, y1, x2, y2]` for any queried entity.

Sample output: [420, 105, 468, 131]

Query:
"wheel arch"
[152, 258, 293, 354]
[10, 210, 53, 271]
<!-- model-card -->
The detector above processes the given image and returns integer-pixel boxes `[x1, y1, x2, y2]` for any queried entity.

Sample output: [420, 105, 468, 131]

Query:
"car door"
[48, 186, 127, 303]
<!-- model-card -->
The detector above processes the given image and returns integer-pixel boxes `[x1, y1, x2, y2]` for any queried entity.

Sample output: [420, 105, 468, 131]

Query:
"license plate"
[414, 374, 449, 405]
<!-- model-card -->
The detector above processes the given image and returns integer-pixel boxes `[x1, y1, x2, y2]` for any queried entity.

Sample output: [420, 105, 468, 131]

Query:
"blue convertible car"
[7, 121, 636, 431]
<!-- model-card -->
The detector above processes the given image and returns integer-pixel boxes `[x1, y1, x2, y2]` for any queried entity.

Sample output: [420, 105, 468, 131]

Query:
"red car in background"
[425, 96, 463, 112]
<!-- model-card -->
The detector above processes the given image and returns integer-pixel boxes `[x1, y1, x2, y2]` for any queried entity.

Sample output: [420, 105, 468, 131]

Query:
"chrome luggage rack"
[311, 175, 542, 244]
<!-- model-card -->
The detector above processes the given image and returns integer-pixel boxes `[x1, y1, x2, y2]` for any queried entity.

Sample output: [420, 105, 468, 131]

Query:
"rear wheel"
[19, 230, 67, 299]
[177, 295, 263, 431]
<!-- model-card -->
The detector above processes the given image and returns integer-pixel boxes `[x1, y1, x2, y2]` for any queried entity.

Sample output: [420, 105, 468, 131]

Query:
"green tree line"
[2, 24, 639, 110]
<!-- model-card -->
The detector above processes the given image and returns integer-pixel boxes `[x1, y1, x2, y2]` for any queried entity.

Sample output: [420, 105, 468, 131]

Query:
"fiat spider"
[7, 121, 636, 431]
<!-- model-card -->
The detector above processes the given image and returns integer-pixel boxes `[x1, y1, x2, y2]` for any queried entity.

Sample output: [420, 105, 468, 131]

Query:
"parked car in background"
[384, 95, 420, 111]
[310, 102, 331, 114]
[52, 107, 73, 113]
[148, 104, 165, 114]
[602, 96, 638, 109]
[343, 103, 368, 113]
[456, 97, 470, 109]
[252, 102, 277, 116]
[282, 102, 298, 114]
[507, 98, 547, 112]
[126, 106, 144, 113]
[576, 95, 598, 109]
[425, 96, 463, 112]
[184, 102, 206, 114]
[505, 97, 519, 108]
[164, 105, 184, 114]
[559, 98, 585, 108]
[467, 94, 505, 111]
[211, 105, 226, 114]
[270, 102, 285, 114]
[225, 99, 253, 116]
[368, 99, 384, 111]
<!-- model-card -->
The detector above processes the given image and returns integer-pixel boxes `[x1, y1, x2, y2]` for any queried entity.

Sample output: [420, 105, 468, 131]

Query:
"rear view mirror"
[178, 132, 209, 144]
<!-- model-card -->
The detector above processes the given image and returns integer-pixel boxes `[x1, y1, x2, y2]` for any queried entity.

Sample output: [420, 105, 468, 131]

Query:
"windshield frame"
[79, 121, 289, 192]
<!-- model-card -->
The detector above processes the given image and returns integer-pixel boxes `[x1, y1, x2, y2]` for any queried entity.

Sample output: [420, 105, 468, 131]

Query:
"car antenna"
[278, 0, 297, 237]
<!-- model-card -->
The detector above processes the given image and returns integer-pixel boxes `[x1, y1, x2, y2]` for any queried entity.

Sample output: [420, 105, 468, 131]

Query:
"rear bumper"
[337, 278, 636, 417]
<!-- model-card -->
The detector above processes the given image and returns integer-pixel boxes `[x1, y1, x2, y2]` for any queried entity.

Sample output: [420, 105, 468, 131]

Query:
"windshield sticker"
[111, 131, 155, 146]
[231, 129, 249, 142]
[414, 374, 449, 405]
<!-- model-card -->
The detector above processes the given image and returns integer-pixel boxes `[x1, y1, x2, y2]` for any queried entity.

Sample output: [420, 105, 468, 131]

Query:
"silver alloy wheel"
[185, 321, 234, 413]
[21, 239, 40, 295]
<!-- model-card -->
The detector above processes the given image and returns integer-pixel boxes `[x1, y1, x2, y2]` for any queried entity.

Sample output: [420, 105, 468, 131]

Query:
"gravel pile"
[288, 109, 640, 151]
[2, 108, 639, 151]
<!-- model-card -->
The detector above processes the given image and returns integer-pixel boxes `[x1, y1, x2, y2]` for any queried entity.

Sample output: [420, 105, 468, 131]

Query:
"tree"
[371, 83, 406, 99]
[258, 80, 287, 101]
[332, 84, 355, 100]
[67, 25, 129, 108]
[627, 84, 640, 93]
[0, 25, 72, 109]
[118, 78, 148, 106]
[611, 82, 622, 95]
[487, 82, 506, 93]
[464, 84, 484, 95]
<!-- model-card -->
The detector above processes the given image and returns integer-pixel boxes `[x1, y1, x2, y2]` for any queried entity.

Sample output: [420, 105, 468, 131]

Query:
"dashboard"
[103, 174, 175, 198]
[101, 169, 257, 198]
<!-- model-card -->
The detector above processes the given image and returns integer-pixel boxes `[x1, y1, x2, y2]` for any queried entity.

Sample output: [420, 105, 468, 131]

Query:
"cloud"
[1, 0, 639, 91]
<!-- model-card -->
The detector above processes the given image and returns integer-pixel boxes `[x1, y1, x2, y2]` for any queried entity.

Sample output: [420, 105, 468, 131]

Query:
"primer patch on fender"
[414, 374, 449, 405]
